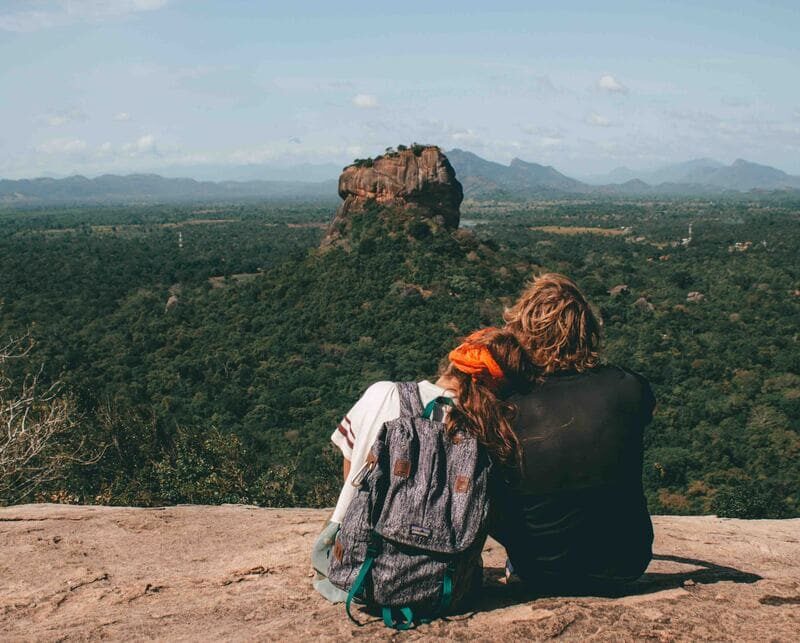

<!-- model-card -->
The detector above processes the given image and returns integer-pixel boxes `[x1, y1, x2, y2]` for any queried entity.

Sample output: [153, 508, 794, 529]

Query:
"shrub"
[153, 426, 249, 504]
[711, 480, 787, 519]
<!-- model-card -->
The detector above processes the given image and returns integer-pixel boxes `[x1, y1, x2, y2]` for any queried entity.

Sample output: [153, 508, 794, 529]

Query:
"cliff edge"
[1, 504, 798, 641]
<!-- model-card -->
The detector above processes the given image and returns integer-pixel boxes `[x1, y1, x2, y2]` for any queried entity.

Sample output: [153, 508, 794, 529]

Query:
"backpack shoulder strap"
[395, 381, 424, 418]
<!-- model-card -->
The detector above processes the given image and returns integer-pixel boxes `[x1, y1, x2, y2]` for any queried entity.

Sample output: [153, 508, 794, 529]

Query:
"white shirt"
[330, 380, 451, 523]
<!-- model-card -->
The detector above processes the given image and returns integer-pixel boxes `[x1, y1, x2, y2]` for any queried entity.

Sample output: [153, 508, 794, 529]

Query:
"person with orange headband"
[313, 273, 654, 603]
[311, 326, 536, 603]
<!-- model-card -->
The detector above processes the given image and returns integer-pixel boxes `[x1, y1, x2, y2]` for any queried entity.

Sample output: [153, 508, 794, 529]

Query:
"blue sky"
[2, 0, 799, 179]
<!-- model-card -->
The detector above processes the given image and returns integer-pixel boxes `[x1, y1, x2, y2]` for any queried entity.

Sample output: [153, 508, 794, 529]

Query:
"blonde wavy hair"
[503, 273, 601, 375]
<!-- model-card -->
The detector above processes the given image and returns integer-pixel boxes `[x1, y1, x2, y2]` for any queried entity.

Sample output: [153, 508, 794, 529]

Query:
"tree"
[0, 334, 80, 504]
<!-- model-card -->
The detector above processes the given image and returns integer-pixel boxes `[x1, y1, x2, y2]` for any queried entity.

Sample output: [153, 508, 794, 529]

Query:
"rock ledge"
[1, 504, 799, 641]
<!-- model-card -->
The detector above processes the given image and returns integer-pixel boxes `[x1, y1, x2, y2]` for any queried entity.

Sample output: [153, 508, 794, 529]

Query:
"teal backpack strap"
[381, 561, 455, 630]
[345, 556, 374, 625]
[382, 606, 415, 630]
[439, 561, 455, 612]
[345, 536, 380, 626]
[422, 396, 455, 420]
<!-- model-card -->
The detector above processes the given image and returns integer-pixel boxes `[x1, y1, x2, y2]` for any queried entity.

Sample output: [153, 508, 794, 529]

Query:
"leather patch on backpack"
[393, 459, 411, 478]
[332, 539, 344, 562]
[454, 475, 470, 493]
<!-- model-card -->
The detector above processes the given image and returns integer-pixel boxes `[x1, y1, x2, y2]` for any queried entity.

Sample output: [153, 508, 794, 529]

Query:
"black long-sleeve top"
[491, 365, 656, 588]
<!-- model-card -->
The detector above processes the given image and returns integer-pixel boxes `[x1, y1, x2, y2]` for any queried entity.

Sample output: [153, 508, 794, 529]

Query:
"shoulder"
[601, 365, 656, 411]
[344, 381, 401, 430]
[350, 381, 399, 415]
[608, 364, 652, 390]
[417, 379, 448, 400]
[576, 364, 648, 386]
[521, 365, 654, 404]
[359, 381, 398, 402]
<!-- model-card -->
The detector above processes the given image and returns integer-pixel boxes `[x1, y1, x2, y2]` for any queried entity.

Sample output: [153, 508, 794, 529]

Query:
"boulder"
[324, 146, 463, 244]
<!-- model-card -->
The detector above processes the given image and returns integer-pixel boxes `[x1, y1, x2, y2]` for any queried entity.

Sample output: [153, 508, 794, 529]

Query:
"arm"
[328, 382, 399, 523]
[331, 381, 397, 483]
[343, 458, 351, 481]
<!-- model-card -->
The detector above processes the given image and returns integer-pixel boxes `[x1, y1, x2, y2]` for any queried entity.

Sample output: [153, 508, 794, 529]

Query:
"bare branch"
[0, 333, 88, 505]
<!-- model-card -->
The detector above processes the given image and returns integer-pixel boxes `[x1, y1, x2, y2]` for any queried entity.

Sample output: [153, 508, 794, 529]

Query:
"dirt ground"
[1, 504, 798, 641]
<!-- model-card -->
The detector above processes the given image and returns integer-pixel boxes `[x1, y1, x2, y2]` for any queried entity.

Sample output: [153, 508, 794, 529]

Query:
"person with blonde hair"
[494, 272, 655, 592]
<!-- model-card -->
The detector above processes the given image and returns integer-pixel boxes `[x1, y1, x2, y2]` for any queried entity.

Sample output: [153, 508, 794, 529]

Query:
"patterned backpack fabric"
[328, 381, 491, 630]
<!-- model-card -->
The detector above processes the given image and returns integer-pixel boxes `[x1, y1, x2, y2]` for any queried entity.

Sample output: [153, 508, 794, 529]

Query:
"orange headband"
[448, 327, 505, 383]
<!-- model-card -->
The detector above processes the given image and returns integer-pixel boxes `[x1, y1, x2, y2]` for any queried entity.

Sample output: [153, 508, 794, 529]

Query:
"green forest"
[1, 196, 798, 518]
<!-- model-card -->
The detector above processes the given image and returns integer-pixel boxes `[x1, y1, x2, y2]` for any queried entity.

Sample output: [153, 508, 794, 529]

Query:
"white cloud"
[36, 138, 88, 154]
[122, 134, 157, 155]
[0, 0, 168, 32]
[537, 136, 563, 148]
[520, 125, 564, 149]
[352, 94, 378, 109]
[46, 115, 70, 127]
[39, 108, 86, 127]
[113, 112, 131, 122]
[346, 145, 364, 157]
[721, 96, 750, 108]
[529, 75, 559, 95]
[587, 113, 612, 127]
[521, 125, 564, 138]
[450, 129, 480, 144]
[597, 74, 628, 94]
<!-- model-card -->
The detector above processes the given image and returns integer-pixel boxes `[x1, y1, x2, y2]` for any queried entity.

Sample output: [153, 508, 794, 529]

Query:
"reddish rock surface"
[1, 504, 799, 641]
[325, 146, 463, 243]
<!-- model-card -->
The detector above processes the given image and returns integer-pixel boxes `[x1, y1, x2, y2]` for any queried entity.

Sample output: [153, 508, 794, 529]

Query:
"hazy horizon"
[6, 150, 799, 186]
[2, 1, 799, 179]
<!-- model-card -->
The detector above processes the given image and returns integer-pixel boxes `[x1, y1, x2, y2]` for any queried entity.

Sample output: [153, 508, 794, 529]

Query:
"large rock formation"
[324, 145, 463, 244]
[2, 503, 799, 641]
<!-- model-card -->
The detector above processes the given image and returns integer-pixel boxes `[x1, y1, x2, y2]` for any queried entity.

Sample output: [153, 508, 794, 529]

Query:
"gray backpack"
[328, 382, 491, 630]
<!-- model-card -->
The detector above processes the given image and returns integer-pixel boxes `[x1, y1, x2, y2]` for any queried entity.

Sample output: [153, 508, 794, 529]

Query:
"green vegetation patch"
[1, 198, 798, 517]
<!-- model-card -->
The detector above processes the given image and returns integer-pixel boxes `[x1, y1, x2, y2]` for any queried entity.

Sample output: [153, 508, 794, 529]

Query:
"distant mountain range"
[580, 157, 800, 191]
[583, 158, 726, 185]
[445, 150, 800, 199]
[0, 174, 337, 206]
[3, 151, 799, 206]
[445, 149, 587, 198]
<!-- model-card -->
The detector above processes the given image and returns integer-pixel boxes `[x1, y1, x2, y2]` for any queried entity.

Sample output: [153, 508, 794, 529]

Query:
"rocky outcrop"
[324, 146, 463, 244]
[2, 504, 799, 641]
